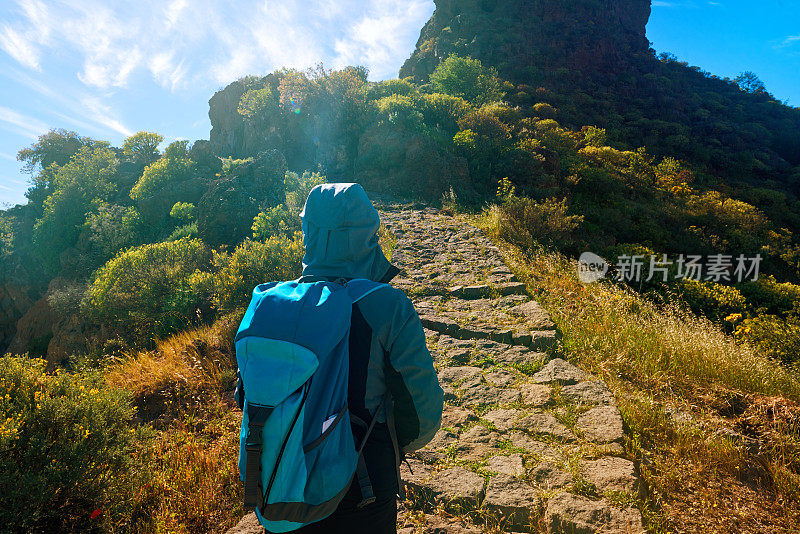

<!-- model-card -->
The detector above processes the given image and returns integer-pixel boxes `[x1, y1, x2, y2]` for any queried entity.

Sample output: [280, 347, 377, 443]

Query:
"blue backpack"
[234, 277, 390, 532]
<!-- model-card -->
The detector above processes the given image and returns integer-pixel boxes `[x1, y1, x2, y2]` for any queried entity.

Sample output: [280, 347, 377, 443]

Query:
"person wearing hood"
[294, 183, 443, 534]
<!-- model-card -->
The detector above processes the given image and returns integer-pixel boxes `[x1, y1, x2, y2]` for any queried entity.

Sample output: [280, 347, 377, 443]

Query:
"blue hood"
[300, 183, 393, 282]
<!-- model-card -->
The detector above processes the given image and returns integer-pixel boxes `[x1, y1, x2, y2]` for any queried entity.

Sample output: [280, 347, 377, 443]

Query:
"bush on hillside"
[129, 141, 194, 202]
[737, 314, 800, 364]
[252, 204, 297, 240]
[0, 357, 136, 532]
[429, 55, 505, 105]
[677, 279, 748, 322]
[486, 195, 584, 252]
[85, 238, 211, 344]
[191, 235, 304, 313]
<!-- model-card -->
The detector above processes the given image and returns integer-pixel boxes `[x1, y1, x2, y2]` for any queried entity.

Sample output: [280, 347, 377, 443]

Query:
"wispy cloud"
[0, 105, 49, 139]
[0, 0, 435, 91]
[0, 152, 17, 162]
[332, 0, 431, 79]
[779, 34, 800, 47]
[0, 24, 40, 69]
[81, 96, 133, 137]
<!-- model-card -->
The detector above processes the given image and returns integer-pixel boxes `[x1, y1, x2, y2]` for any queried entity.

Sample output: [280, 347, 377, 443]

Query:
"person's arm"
[381, 294, 444, 453]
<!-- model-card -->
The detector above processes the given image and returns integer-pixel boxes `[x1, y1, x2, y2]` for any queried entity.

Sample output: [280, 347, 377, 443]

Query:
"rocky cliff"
[400, 0, 652, 83]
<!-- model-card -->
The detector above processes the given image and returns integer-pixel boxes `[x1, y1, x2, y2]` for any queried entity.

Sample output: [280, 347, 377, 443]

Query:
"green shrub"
[130, 142, 194, 201]
[169, 201, 195, 224]
[485, 196, 583, 251]
[737, 275, 800, 317]
[252, 204, 297, 240]
[85, 203, 144, 259]
[166, 222, 198, 241]
[737, 314, 800, 364]
[194, 235, 304, 313]
[429, 55, 505, 105]
[284, 170, 326, 213]
[0, 357, 136, 532]
[366, 78, 416, 100]
[418, 93, 471, 134]
[238, 85, 279, 120]
[678, 279, 748, 322]
[85, 238, 211, 344]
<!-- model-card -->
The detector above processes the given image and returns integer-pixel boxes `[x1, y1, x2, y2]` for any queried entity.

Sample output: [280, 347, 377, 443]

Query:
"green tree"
[129, 141, 194, 201]
[33, 144, 118, 273]
[429, 55, 505, 105]
[17, 129, 93, 174]
[122, 131, 163, 165]
[734, 71, 767, 95]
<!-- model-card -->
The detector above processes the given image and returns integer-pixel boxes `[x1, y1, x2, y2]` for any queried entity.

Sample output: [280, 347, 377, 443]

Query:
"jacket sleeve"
[381, 292, 444, 453]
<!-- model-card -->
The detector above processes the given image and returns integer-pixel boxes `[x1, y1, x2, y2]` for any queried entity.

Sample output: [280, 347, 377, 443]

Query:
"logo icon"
[578, 252, 608, 283]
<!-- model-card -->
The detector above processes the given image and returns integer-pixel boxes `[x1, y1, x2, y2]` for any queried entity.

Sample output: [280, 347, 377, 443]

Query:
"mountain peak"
[400, 0, 652, 83]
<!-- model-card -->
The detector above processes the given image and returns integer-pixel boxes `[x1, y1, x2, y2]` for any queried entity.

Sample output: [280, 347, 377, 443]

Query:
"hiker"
[293, 183, 443, 533]
[235, 182, 443, 534]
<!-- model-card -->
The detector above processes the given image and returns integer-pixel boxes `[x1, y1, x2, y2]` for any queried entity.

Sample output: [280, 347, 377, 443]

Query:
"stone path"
[226, 206, 643, 534]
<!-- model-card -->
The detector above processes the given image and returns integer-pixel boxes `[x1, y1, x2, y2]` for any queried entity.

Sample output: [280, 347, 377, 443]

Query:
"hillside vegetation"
[1, 7, 800, 531]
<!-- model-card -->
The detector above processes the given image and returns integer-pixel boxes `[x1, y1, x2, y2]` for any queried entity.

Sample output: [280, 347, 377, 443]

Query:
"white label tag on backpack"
[322, 414, 337, 434]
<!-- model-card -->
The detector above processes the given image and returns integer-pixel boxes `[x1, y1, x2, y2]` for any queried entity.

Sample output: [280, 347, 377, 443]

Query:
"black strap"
[385, 392, 405, 500]
[349, 396, 386, 508]
[243, 403, 274, 508]
[355, 455, 375, 508]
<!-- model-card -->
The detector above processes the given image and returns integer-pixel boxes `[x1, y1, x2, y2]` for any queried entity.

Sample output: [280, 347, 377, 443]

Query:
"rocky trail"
[228, 206, 644, 534]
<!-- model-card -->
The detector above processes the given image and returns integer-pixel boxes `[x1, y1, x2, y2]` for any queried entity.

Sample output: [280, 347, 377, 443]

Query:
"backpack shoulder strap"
[346, 279, 389, 304]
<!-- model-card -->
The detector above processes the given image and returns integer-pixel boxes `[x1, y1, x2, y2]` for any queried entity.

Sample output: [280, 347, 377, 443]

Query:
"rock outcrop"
[400, 0, 652, 83]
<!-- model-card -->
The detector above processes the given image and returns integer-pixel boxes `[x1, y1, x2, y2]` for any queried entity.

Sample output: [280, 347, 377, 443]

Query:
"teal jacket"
[300, 183, 443, 460]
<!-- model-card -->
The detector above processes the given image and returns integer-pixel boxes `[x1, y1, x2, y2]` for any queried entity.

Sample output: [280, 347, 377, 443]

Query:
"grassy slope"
[476, 210, 800, 533]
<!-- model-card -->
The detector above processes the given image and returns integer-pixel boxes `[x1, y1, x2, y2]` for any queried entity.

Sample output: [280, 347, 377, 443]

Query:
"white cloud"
[1, 0, 436, 92]
[0, 24, 40, 69]
[332, 0, 433, 80]
[0, 152, 18, 162]
[0, 105, 49, 139]
[81, 97, 133, 137]
[780, 34, 800, 47]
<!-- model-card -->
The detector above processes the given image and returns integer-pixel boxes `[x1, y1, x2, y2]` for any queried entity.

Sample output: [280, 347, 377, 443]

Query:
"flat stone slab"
[509, 300, 556, 329]
[421, 428, 458, 452]
[456, 425, 503, 460]
[484, 408, 522, 432]
[441, 404, 478, 429]
[532, 358, 589, 385]
[487, 454, 525, 477]
[507, 431, 561, 458]
[459, 380, 521, 407]
[521, 383, 551, 406]
[582, 457, 638, 494]
[546, 493, 645, 534]
[438, 366, 483, 385]
[516, 410, 576, 440]
[482, 474, 541, 528]
[530, 460, 574, 489]
[561, 381, 614, 405]
[425, 467, 486, 507]
[577, 405, 625, 443]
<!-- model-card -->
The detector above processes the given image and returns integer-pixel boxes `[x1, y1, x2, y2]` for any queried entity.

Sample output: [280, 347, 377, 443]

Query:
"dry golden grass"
[107, 315, 243, 533]
[477, 210, 800, 533]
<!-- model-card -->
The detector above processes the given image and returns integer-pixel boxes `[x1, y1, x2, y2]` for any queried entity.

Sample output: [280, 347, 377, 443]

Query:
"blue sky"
[0, 0, 798, 207]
